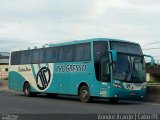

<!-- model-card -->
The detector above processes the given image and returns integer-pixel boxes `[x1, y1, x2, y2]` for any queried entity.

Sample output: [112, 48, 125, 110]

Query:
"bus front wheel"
[79, 85, 91, 103]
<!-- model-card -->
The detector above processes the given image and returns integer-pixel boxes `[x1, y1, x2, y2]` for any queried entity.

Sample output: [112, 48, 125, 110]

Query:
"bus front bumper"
[108, 87, 146, 100]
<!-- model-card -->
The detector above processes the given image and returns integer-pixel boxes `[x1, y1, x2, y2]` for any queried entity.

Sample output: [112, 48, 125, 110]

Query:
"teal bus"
[8, 38, 154, 103]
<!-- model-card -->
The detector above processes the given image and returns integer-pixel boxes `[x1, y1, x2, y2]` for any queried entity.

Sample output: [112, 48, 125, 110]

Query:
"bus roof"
[11, 38, 140, 52]
[48, 38, 139, 47]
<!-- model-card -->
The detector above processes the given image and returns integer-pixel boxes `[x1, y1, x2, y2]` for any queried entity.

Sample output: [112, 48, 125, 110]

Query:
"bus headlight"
[141, 85, 146, 90]
[113, 83, 122, 89]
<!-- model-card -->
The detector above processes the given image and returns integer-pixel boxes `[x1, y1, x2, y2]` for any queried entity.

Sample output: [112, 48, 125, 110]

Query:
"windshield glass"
[111, 41, 143, 55]
[113, 53, 146, 83]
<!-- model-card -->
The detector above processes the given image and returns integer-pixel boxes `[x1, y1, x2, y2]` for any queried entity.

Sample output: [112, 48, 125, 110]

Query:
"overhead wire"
[142, 41, 160, 51]
[0, 47, 10, 52]
[141, 40, 160, 47]
[142, 47, 160, 50]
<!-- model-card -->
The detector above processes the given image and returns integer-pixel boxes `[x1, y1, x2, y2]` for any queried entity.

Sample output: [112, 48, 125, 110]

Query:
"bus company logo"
[36, 66, 51, 90]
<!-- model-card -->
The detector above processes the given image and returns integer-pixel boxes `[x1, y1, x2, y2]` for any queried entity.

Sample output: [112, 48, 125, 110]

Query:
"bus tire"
[79, 85, 91, 103]
[24, 83, 36, 97]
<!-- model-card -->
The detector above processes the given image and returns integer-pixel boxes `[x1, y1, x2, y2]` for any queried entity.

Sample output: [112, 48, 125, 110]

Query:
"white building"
[0, 52, 9, 80]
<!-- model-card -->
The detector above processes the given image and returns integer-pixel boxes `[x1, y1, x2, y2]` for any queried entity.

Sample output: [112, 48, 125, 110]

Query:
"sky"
[0, 0, 160, 62]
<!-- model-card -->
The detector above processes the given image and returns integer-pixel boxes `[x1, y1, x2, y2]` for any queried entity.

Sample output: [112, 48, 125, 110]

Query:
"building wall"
[0, 65, 9, 80]
[146, 73, 160, 83]
[146, 73, 150, 82]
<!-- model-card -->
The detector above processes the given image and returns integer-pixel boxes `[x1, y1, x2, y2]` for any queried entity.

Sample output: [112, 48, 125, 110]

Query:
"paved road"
[1, 91, 160, 120]
[0, 91, 160, 114]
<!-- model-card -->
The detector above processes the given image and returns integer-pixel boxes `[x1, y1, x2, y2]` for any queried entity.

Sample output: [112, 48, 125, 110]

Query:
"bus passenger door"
[100, 55, 110, 97]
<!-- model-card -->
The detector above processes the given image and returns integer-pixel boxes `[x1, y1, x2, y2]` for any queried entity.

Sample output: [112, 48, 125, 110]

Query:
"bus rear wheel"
[24, 83, 36, 97]
[79, 85, 91, 103]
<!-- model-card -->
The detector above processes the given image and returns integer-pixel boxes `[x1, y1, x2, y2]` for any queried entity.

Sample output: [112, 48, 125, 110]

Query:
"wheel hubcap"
[25, 85, 29, 95]
[81, 90, 88, 99]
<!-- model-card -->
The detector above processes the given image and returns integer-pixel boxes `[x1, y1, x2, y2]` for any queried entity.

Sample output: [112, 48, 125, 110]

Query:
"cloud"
[0, 0, 160, 60]
[0, 37, 35, 52]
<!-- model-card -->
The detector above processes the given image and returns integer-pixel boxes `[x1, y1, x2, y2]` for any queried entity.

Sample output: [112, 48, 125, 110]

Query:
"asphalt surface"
[0, 79, 160, 120]
[0, 91, 160, 114]
[0, 91, 160, 120]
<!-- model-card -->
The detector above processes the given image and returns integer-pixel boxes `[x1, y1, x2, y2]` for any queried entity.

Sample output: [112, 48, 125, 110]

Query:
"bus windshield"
[113, 53, 145, 83]
[110, 41, 145, 83]
[110, 41, 143, 55]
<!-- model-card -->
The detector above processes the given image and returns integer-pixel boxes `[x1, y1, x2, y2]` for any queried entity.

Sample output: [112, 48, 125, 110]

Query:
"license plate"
[130, 92, 136, 96]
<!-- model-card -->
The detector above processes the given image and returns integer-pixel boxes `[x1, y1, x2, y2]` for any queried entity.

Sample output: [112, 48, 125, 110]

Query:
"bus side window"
[21, 50, 31, 64]
[11, 52, 21, 65]
[58, 45, 74, 62]
[44, 47, 58, 63]
[39, 49, 45, 63]
[74, 43, 91, 61]
[32, 50, 40, 64]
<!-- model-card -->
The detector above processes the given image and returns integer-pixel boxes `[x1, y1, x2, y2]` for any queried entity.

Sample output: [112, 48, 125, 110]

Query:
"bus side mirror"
[109, 50, 117, 62]
[144, 55, 155, 67]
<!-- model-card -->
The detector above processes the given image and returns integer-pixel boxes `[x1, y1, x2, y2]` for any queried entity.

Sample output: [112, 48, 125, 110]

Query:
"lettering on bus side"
[18, 66, 31, 72]
[56, 64, 86, 73]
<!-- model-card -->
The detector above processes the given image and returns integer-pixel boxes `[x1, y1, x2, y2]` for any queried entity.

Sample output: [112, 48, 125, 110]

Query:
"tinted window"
[74, 43, 91, 61]
[111, 42, 143, 55]
[93, 41, 108, 81]
[39, 49, 45, 63]
[58, 45, 74, 62]
[11, 52, 21, 65]
[101, 55, 110, 82]
[21, 50, 31, 64]
[11, 42, 91, 65]
[32, 49, 40, 64]
[44, 47, 58, 63]
[94, 41, 108, 62]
